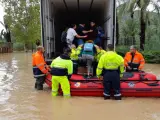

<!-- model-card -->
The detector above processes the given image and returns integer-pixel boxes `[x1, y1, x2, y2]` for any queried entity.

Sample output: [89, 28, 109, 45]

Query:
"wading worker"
[50, 48, 73, 98]
[96, 44, 124, 100]
[32, 46, 50, 90]
[124, 45, 145, 72]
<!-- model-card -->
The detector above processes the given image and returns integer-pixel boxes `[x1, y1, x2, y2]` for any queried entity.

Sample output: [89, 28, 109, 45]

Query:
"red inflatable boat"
[45, 72, 159, 97]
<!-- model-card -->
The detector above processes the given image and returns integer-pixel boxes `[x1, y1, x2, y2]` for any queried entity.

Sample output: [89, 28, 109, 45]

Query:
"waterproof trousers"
[103, 70, 121, 97]
[35, 76, 45, 90]
[52, 76, 70, 97]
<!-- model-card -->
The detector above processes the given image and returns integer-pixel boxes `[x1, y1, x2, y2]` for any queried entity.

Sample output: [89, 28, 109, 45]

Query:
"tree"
[1, 0, 41, 51]
[126, 0, 160, 50]
[0, 21, 11, 42]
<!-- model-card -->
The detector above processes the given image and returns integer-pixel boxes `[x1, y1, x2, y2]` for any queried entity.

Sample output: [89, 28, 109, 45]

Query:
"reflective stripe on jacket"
[124, 51, 145, 70]
[32, 51, 48, 78]
[50, 54, 73, 76]
[96, 51, 124, 76]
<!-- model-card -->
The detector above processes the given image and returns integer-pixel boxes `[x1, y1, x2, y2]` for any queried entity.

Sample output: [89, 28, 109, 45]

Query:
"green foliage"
[13, 42, 24, 51]
[1, 0, 41, 50]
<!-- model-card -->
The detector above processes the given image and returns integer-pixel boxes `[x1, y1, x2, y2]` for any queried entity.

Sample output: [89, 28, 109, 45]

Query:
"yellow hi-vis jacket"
[95, 48, 107, 62]
[50, 56, 73, 76]
[70, 46, 82, 60]
[96, 51, 124, 77]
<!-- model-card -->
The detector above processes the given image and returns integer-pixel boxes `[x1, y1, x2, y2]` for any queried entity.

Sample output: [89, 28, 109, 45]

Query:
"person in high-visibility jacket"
[94, 45, 106, 62]
[50, 47, 73, 97]
[96, 44, 124, 100]
[70, 44, 83, 74]
[124, 45, 145, 72]
[32, 46, 50, 90]
[93, 45, 107, 75]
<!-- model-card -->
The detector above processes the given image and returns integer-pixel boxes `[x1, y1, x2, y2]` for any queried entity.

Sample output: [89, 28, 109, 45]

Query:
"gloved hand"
[120, 74, 123, 78]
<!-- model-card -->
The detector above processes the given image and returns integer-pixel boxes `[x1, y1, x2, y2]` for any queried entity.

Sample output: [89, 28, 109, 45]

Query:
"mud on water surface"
[0, 53, 160, 120]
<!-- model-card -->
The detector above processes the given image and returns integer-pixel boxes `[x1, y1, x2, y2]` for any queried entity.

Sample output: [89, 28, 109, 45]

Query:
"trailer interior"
[41, 0, 116, 60]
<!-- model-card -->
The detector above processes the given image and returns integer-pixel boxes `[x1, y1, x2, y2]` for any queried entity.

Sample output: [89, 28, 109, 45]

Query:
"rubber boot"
[37, 84, 43, 90]
[114, 96, 122, 100]
[104, 96, 110, 100]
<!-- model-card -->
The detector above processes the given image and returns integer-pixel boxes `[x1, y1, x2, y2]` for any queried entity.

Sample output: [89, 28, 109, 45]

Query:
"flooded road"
[0, 52, 160, 120]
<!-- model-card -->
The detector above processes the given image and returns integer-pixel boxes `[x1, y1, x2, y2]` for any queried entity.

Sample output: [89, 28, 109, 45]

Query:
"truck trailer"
[40, 0, 116, 62]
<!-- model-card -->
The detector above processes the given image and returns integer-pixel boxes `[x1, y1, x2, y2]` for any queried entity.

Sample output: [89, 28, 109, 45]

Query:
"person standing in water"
[96, 44, 124, 100]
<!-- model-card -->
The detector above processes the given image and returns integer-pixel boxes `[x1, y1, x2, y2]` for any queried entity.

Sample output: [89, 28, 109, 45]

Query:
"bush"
[116, 46, 160, 64]
[13, 42, 24, 51]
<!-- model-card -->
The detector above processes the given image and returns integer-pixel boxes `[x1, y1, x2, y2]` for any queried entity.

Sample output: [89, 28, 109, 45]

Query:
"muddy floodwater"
[0, 52, 160, 120]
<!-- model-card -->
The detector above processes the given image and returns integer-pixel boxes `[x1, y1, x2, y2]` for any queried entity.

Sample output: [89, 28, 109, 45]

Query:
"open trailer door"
[40, 0, 117, 61]
[40, 0, 55, 59]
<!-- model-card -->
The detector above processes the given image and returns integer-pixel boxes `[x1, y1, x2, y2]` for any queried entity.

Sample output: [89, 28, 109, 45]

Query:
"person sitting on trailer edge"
[66, 24, 87, 48]
[124, 45, 145, 72]
[96, 44, 124, 100]
[32, 46, 50, 90]
[50, 47, 73, 98]
[70, 44, 83, 74]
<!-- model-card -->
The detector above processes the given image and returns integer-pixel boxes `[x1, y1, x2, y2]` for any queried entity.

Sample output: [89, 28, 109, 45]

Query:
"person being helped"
[76, 24, 92, 45]
[96, 44, 124, 100]
[66, 24, 87, 48]
[50, 47, 73, 98]
[124, 45, 145, 72]
[70, 44, 83, 74]
[32, 46, 50, 90]
[82, 42, 95, 77]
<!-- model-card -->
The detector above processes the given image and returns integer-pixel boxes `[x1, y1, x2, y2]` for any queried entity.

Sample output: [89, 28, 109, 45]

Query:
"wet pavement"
[0, 52, 160, 120]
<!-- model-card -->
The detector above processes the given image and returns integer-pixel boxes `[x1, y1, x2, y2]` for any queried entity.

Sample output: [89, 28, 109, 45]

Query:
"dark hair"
[107, 44, 114, 51]
[63, 47, 71, 54]
[36, 39, 40, 46]
[70, 24, 76, 28]
[90, 20, 96, 23]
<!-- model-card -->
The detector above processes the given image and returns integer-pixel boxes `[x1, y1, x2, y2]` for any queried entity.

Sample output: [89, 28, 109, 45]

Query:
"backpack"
[83, 43, 94, 52]
[61, 31, 67, 42]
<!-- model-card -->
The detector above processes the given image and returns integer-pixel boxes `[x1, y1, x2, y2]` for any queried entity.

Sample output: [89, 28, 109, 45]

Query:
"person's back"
[97, 44, 124, 100]
[50, 48, 73, 97]
[51, 54, 73, 76]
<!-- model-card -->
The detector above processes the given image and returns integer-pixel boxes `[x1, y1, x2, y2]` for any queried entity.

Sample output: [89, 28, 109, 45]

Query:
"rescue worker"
[50, 47, 73, 97]
[124, 45, 145, 72]
[32, 46, 50, 90]
[93, 45, 106, 75]
[96, 44, 124, 100]
[94, 45, 107, 62]
[70, 44, 83, 74]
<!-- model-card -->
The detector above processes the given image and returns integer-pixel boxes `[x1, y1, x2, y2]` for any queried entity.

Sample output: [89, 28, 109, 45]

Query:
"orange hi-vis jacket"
[32, 51, 50, 78]
[124, 51, 145, 70]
